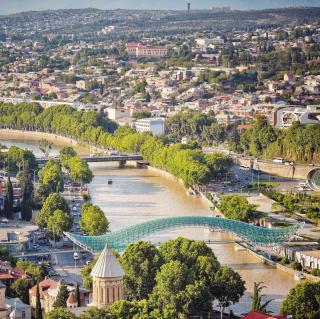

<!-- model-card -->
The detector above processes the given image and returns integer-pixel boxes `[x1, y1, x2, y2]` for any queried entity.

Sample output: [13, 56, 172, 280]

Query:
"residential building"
[126, 43, 167, 58]
[135, 118, 165, 136]
[6, 298, 32, 319]
[105, 107, 131, 121]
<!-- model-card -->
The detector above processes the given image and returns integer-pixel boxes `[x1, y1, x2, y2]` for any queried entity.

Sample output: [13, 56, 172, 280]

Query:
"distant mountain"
[1, 0, 320, 15]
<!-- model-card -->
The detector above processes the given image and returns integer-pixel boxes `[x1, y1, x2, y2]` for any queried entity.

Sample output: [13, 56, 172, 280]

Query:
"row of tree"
[236, 116, 320, 163]
[0, 103, 234, 187]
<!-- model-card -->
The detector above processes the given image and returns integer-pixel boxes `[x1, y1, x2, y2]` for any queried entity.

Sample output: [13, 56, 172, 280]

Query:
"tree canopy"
[38, 160, 64, 193]
[80, 203, 109, 235]
[281, 281, 320, 319]
[219, 194, 258, 222]
[47, 209, 73, 239]
[44, 308, 76, 319]
[36, 193, 70, 228]
[120, 241, 164, 300]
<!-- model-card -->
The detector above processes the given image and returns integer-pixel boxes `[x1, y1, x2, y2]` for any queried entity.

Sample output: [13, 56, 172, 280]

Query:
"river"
[0, 134, 297, 315]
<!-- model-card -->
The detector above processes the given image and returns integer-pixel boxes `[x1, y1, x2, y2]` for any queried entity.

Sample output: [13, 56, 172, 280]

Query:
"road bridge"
[37, 155, 144, 165]
[64, 216, 302, 253]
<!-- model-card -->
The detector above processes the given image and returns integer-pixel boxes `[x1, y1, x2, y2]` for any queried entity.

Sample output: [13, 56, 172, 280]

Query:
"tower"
[90, 245, 125, 308]
[187, 2, 191, 14]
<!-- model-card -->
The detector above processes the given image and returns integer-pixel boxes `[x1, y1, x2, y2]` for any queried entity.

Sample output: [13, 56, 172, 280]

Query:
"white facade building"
[135, 118, 165, 136]
[273, 105, 320, 128]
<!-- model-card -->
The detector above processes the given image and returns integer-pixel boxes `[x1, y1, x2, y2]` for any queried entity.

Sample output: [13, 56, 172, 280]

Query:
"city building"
[0, 282, 31, 319]
[90, 245, 125, 308]
[296, 250, 320, 270]
[29, 279, 89, 315]
[135, 118, 165, 136]
[126, 43, 168, 58]
[105, 107, 131, 121]
[6, 298, 32, 319]
[273, 105, 320, 128]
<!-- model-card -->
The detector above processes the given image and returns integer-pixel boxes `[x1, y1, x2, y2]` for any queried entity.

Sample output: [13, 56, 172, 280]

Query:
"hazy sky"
[1, 0, 320, 15]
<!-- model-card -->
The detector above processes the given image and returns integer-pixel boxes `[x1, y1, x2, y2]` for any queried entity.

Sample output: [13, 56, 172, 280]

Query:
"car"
[33, 244, 40, 250]
[73, 252, 80, 260]
[85, 260, 92, 265]
[49, 271, 59, 276]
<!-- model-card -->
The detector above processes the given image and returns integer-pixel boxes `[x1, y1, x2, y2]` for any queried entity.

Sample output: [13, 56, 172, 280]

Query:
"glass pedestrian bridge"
[64, 216, 302, 253]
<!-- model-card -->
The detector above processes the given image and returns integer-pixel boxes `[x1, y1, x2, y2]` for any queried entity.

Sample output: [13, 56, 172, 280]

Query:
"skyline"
[1, 0, 320, 15]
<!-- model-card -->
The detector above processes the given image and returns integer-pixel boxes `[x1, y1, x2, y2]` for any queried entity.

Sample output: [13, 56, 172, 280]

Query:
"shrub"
[280, 257, 290, 265]
[291, 261, 303, 271]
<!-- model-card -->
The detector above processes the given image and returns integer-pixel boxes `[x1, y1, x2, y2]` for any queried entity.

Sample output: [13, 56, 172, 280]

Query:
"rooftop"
[90, 245, 125, 278]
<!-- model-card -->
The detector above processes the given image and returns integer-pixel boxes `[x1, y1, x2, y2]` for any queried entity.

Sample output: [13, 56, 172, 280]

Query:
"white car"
[73, 252, 79, 260]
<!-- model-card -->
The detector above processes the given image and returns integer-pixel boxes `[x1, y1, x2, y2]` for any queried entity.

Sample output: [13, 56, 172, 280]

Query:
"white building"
[273, 105, 320, 128]
[296, 250, 320, 270]
[105, 108, 131, 121]
[135, 118, 165, 136]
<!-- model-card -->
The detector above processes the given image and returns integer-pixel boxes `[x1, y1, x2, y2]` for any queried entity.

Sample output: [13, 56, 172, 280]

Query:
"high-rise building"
[187, 2, 191, 14]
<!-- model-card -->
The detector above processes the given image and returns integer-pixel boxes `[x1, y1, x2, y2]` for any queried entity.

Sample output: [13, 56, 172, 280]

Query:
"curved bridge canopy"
[308, 168, 320, 191]
[65, 216, 301, 253]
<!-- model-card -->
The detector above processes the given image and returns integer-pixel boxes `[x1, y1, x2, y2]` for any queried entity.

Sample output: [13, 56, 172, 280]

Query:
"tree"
[65, 157, 93, 184]
[53, 282, 69, 308]
[59, 147, 77, 164]
[33, 183, 51, 209]
[47, 209, 73, 239]
[11, 278, 29, 304]
[38, 160, 64, 193]
[219, 195, 257, 222]
[36, 193, 69, 228]
[204, 153, 233, 177]
[281, 281, 320, 319]
[7, 146, 37, 172]
[17, 168, 34, 221]
[213, 266, 246, 319]
[80, 307, 115, 319]
[80, 257, 98, 290]
[35, 283, 43, 319]
[76, 283, 81, 307]
[3, 176, 13, 219]
[16, 260, 45, 282]
[132, 111, 152, 120]
[150, 260, 211, 319]
[109, 300, 151, 319]
[44, 308, 76, 319]
[251, 282, 273, 312]
[120, 241, 164, 300]
[39, 139, 53, 158]
[159, 237, 219, 270]
[80, 204, 109, 235]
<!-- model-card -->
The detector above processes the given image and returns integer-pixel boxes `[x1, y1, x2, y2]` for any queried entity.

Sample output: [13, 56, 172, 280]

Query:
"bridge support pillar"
[119, 160, 126, 168]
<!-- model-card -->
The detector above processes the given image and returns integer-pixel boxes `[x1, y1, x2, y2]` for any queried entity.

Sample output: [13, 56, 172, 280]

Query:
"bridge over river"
[64, 216, 302, 253]
[37, 154, 144, 165]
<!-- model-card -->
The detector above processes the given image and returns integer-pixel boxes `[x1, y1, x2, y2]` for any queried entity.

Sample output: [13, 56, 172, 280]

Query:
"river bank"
[0, 135, 299, 314]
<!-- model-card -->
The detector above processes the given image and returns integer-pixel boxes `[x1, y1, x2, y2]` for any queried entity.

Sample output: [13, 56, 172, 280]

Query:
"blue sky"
[1, 0, 320, 15]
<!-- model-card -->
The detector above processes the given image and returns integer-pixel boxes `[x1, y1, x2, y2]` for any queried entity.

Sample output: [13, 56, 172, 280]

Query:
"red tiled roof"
[0, 273, 14, 280]
[242, 311, 286, 319]
[29, 279, 59, 297]
[67, 292, 77, 304]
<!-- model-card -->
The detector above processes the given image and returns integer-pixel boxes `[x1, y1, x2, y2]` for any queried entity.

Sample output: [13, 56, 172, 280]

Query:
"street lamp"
[30, 169, 38, 186]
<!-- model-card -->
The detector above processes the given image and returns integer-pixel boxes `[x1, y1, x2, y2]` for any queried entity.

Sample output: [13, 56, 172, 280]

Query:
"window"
[22, 311, 25, 319]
